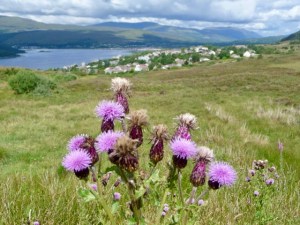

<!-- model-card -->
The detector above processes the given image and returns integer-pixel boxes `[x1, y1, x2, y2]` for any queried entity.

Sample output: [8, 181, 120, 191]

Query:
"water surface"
[0, 48, 134, 70]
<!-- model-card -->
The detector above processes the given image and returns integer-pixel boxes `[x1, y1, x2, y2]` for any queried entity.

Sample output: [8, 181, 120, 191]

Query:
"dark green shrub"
[8, 71, 40, 94]
[8, 70, 57, 95]
[53, 73, 77, 82]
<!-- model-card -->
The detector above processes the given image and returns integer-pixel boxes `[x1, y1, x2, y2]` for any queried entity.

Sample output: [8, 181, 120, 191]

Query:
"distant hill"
[0, 15, 284, 51]
[281, 30, 300, 42]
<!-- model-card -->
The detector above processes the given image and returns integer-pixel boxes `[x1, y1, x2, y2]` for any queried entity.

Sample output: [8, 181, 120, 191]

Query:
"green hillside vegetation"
[0, 43, 299, 224]
[281, 29, 300, 43]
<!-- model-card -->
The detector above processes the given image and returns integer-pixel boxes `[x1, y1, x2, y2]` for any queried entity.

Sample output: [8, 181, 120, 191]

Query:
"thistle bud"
[190, 160, 206, 187]
[172, 113, 197, 140]
[114, 177, 122, 187]
[111, 77, 131, 114]
[128, 110, 149, 147]
[101, 119, 114, 132]
[74, 168, 90, 179]
[101, 172, 112, 186]
[149, 124, 169, 164]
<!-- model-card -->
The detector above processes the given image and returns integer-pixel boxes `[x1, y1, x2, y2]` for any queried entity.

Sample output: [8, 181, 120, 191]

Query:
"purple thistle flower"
[89, 183, 98, 191]
[161, 211, 166, 217]
[95, 100, 124, 121]
[163, 206, 169, 212]
[249, 169, 256, 176]
[265, 178, 275, 186]
[33, 222, 40, 225]
[95, 131, 124, 153]
[245, 177, 251, 182]
[198, 199, 205, 206]
[254, 190, 259, 196]
[113, 192, 121, 201]
[208, 162, 237, 189]
[67, 134, 88, 151]
[170, 138, 197, 159]
[170, 138, 197, 169]
[62, 150, 92, 172]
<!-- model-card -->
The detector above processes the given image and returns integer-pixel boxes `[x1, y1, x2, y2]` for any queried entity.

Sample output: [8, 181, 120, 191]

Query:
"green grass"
[0, 50, 299, 224]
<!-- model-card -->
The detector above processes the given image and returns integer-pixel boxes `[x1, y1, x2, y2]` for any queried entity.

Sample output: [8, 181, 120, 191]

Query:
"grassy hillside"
[0, 48, 299, 224]
[282, 30, 300, 42]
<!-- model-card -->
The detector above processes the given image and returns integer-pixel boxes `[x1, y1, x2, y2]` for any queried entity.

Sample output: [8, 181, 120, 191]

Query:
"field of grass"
[0, 50, 299, 224]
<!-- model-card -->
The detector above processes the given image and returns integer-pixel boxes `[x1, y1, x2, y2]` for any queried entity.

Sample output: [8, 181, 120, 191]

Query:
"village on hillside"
[62, 44, 278, 75]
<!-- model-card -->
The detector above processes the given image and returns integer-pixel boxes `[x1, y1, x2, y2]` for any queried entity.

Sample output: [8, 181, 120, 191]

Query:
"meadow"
[0, 47, 299, 224]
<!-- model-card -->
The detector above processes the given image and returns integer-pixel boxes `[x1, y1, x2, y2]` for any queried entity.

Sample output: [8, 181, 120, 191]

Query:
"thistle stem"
[187, 186, 197, 204]
[196, 188, 209, 202]
[119, 168, 141, 224]
[92, 189, 116, 224]
[178, 170, 184, 206]
[97, 154, 102, 178]
[154, 187, 169, 225]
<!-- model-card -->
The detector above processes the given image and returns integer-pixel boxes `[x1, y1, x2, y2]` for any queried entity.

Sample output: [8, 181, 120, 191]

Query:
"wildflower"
[161, 211, 166, 217]
[95, 100, 124, 132]
[172, 113, 197, 140]
[128, 109, 149, 147]
[274, 173, 280, 179]
[208, 162, 237, 190]
[95, 131, 124, 153]
[89, 183, 98, 191]
[62, 150, 92, 179]
[113, 192, 121, 201]
[249, 169, 255, 176]
[198, 199, 205, 206]
[278, 140, 284, 152]
[254, 190, 259, 196]
[101, 172, 112, 186]
[108, 136, 139, 172]
[245, 177, 251, 182]
[111, 77, 131, 114]
[67, 134, 88, 151]
[163, 206, 169, 212]
[265, 178, 275, 186]
[149, 124, 169, 164]
[186, 198, 195, 204]
[114, 177, 122, 187]
[170, 138, 197, 169]
[33, 222, 40, 225]
[190, 146, 214, 187]
[268, 166, 276, 172]
[79, 136, 99, 165]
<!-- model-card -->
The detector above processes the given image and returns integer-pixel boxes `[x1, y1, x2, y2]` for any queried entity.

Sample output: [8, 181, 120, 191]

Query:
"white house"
[243, 51, 251, 58]
[134, 64, 149, 72]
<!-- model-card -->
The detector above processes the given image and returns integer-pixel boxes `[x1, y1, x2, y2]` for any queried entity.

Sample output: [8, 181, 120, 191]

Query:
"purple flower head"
[249, 169, 255, 176]
[163, 206, 169, 212]
[198, 199, 205, 206]
[95, 131, 124, 153]
[265, 178, 275, 186]
[278, 140, 284, 152]
[113, 192, 121, 201]
[33, 222, 40, 225]
[89, 183, 98, 191]
[62, 150, 92, 172]
[95, 100, 124, 121]
[208, 162, 237, 189]
[67, 134, 88, 151]
[254, 190, 259, 196]
[161, 211, 166, 217]
[170, 138, 197, 159]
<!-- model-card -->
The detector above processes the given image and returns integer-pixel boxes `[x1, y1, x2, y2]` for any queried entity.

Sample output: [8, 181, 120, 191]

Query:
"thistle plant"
[61, 77, 238, 224]
[244, 159, 279, 223]
[111, 77, 131, 114]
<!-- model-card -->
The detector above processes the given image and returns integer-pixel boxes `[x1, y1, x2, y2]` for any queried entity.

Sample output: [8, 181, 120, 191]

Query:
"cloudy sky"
[0, 0, 300, 36]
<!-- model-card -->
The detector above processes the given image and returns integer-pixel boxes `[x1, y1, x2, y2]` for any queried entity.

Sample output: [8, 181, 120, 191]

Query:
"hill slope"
[0, 15, 281, 49]
[281, 30, 300, 42]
